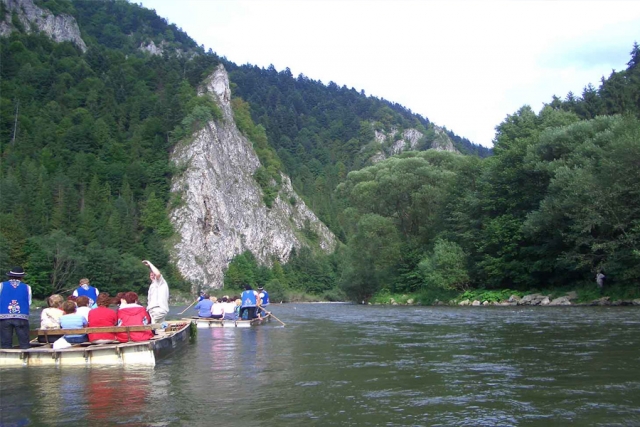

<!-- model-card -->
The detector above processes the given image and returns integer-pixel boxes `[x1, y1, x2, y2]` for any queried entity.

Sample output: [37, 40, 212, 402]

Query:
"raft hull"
[0, 321, 191, 367]
[189, 314, 271, 328]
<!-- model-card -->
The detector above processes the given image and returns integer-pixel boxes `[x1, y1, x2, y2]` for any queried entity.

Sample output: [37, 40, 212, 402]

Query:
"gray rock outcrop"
[0, 0, 87, 52]
[549, 296, 572, 306]
[517, 294, 547, 306]
[170, 64, 337, 290]
[139, 40, 163, 56]
[370, 124, 459, 163]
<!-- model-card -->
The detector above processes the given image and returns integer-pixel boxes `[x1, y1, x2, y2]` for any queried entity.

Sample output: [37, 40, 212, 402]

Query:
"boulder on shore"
[518, 294, 548, 306]
[549, 296, 572, 306]
[508, 295, 521, 303]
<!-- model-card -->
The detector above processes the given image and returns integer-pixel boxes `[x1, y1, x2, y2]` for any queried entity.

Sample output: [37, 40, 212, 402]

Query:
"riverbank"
[369, 286, 640, 307]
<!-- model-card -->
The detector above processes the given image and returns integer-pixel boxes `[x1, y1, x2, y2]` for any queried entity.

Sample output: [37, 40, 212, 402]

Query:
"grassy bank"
[369, 282, 640, 306]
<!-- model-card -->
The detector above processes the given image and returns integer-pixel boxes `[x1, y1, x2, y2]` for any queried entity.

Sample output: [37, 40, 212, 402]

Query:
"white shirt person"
[143, 260, 169, 324]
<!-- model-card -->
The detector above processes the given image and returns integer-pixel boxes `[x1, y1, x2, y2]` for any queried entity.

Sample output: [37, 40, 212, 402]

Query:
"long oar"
[268, 311, 286, 327]
[178, 299, 199, 315]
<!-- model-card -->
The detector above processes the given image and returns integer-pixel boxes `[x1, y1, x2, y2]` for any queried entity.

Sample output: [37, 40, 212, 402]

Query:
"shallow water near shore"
[2, 304, 640, 426]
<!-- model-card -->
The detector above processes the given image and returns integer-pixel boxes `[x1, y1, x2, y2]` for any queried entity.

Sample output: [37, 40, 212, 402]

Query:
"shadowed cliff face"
[0, 0, 87, 52]
[170, 65, 337, 290]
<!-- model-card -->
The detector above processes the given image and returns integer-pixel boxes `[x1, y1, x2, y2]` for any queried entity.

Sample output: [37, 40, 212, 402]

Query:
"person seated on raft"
[39, 294, 65, 343]
[59, 300, 89, 344]
[88, 293, 117, 343]
[115, 292, 153, 342]
[193, 293, 214, 318]
[210, 296, 224, 319]
[220, 296, 237, 320]
[75, 295, 91, 323]
[234, 297, 242, 318]
[40, 294, 64, 329]
[113, 292, 126, 310]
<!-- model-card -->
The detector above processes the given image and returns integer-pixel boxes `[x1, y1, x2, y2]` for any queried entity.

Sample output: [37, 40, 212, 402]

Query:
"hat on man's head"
[7, 267, 25, 277]
[258, 286, 264, 290]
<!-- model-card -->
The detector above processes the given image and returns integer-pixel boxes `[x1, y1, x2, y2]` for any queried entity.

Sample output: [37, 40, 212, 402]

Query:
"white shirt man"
[143, 260, 169, 324]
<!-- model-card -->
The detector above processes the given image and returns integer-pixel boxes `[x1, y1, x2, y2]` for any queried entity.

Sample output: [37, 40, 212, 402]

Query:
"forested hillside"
[0, 0, 486, 299]
[3, 0, 637, 303]
[227, 63, 490, 234]
[335, 44, 640, 301]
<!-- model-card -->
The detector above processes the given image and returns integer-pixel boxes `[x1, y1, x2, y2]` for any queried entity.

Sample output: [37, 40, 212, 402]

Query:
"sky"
[137, 0, 640, 148]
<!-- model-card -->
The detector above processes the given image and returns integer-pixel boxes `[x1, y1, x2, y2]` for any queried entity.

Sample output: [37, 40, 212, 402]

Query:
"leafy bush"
[419, 239, 469, 291]
[320, 287, 347, 302]
[458, 288, 524, 303]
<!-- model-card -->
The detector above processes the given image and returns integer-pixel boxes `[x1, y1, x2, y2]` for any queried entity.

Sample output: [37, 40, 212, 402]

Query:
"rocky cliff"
[370, 124, 459, 163]
[170, 65, 337, 290]
[0, 0, 87, 52]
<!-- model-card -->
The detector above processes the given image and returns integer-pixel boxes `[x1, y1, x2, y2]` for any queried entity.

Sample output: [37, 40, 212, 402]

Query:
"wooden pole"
[268, 312, 286, 327]
[178, 299, 199, 315]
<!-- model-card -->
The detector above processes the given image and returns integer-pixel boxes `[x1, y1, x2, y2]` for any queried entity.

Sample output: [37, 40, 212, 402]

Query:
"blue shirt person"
[0, 267, 32, 349]
[240, 285, 258, 320]
[194, 295, 214, 318]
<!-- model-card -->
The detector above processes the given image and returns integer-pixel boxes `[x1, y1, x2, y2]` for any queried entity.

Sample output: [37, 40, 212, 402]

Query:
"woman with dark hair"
[88, 293, 117, 343]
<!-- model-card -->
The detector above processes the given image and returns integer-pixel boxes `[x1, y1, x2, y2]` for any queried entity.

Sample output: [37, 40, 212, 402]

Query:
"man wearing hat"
[0, 267, 32, 349]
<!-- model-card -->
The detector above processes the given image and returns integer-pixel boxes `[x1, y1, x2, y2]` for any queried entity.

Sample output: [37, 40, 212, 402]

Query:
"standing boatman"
[257, 285, 270, 317]
[73, 278, 99, 308]
[240, 284, 259, 320]
[0, 267, 32, 349]
[144, 260, 170, 324]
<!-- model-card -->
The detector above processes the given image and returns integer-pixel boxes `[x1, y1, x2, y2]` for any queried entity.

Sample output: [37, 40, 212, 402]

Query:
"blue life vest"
[241, 290, 257, 307]
[76, 285, 98, 307]
[259, 290, 270, 306]
[0, 280, 30, 320]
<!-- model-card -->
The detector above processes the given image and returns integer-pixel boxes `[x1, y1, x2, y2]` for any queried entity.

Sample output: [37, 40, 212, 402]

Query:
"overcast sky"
[137, 0, 640, 147]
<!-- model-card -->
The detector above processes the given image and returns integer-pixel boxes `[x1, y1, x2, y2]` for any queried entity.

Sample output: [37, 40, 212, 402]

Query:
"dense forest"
[2, 0, 640, 303]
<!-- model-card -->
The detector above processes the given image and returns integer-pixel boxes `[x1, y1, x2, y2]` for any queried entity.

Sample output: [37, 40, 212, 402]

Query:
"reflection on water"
[3, 305, 640, 426]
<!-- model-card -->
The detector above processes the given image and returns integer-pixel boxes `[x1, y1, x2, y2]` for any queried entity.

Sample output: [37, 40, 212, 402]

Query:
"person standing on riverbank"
[596, 272, 606, 290]
[0, 267, 32, 349]
[144, 260, 169, 324]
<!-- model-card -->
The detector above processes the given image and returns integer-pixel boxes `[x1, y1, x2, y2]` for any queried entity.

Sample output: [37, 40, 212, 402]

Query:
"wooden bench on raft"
[30, 324, 163, 345]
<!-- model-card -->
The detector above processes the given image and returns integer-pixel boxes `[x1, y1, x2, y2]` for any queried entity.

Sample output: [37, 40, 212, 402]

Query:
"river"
[1, 303, 639, 426]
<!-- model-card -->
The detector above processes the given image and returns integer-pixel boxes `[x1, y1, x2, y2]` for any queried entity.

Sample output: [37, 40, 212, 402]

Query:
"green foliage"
[232, 97, 283, 207]
[458, 289, 524, 303]
[34, 0, 76, 16]
[172, 95, 222, 143]
[419, 239, 469, 291]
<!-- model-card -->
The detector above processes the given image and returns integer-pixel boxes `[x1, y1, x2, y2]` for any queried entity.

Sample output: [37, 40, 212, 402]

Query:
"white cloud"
[139, 0, 640, 147]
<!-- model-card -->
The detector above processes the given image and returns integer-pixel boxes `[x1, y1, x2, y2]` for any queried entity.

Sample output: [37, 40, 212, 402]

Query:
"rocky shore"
[381, 292, 640, 307]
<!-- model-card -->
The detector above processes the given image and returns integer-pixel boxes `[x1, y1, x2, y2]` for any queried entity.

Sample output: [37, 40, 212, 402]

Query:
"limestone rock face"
[170, 64, 337, 290]
[139, 40, 163, 56]
[431, 126, 458, 152]
[370, 124, 459, 164]
[0, 0, 87, 52]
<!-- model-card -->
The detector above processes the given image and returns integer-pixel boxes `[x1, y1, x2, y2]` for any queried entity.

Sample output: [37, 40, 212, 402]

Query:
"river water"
[1, 303, 640, 426]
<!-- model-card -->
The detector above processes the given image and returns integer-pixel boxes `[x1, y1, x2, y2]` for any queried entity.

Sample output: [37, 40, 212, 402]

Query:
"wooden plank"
[30, 324, 162, 337]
